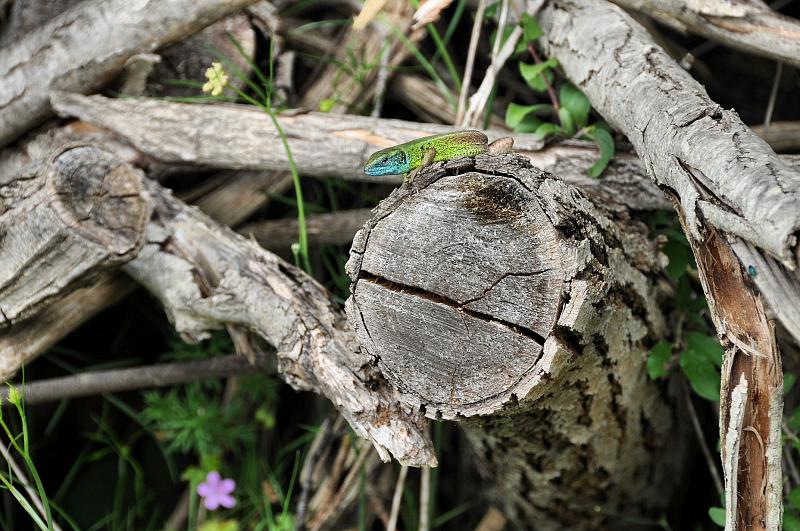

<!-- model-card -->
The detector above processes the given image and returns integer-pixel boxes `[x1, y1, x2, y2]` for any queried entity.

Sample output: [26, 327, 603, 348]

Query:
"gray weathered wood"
[538, 2, 789, 527]
[0, 0, 257, 147]
[0, 145, 150, 326]
[612, 0, 800, 68]
[241, 209, 374, 250]
[345, 153, 684, 529]
[119, 177, 433, 466]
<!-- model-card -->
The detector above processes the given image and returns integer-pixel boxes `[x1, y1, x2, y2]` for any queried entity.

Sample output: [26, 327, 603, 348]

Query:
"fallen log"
[345, 153, 686, 529]
[611, 0, 800, 68]
[539, 1, 795, 526]
[0, 0, 257, 147]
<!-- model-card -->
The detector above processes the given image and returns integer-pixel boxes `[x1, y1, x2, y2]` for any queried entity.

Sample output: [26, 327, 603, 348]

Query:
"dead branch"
[539, 1, 791, 526]
[0, 0, 258, 148]
[611, 0, 800, 68]
[0, 352, 274, 405]
[240, 209, 374, 250]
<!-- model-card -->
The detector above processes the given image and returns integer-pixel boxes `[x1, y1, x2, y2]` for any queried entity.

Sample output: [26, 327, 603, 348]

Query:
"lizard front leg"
[405, 147, 437, 183]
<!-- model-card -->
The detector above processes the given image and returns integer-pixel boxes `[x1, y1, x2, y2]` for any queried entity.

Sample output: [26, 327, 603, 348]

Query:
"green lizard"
[363, 130, 514, 181]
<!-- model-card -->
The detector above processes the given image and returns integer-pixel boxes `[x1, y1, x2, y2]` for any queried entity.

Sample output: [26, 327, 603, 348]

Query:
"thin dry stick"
[419, 466, 431, 531]
[310, 442, 373, 531]
[0, 437, 63, 531]
[0, 353, 274, 406]
[764, 62, 783, 132]
[297, 416, 336, 529]
[527, 43, 559, 111]
[386, 465, 409, 531]
[491, 0, 509, 58]
[371, 38, 393, 117]
[683, 378, 724, 496]
[460, 24, 522, 127]
[455, 0, 487, 124]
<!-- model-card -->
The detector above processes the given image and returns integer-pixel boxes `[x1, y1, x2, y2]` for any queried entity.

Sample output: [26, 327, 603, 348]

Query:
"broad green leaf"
[587, 127, 614, 178]
[521, 13, 543, 41]
[680, 349, 720, 401]
[647, 340, 672, 380]
[686, 332, 723, 367]
[533, 122, 559, 140]
[786, 511, 800, 531]
[664, 240, 690, 279]
[513, 114, 544, 133]
[505, 102, 551, 128]
[789, 487, 800, 511]
[560, 83, 591, 128]
[708, 507, 725, 527]
[520, 59, 557, 91]
[786, 372, 798, 395]
[558, 107, 575, 135]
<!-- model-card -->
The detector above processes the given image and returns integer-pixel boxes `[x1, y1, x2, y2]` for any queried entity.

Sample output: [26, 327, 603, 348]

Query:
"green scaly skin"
[363, 130, 512, 180]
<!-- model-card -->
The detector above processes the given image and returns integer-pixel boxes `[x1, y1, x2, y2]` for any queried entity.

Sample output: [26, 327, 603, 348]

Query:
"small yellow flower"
[202, 62, 229, 97]
[6, 385, 21, 406]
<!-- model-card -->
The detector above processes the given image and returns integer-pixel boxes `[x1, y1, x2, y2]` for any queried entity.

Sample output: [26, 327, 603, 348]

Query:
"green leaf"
[789, 487, 800, 511]
[708, 507, 725, 527]
[664, 240, 691, 279]
[513, 114, 544, 133]
[560, 83, 591, 128]
[519, 59, 557, 91]
[533, 122, 560, 140]
[647, 341, 672, 380]
[505, 102, 551, 128]
[785, 511, 800, 531]
[786, 372, 797, 396]
[587, 127, 614, 178]
[521, 13, 543, 41]
[686, 332, 723, 367]
[680, 349, 720, 401]
[558, 107, 575, 135]
[789, 406, 800, 432]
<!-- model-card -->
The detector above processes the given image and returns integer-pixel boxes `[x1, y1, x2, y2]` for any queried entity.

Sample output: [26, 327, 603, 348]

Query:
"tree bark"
[611, 0, 800, 68]
[345, 153, 685, 529]
[0, 0, 257, 148]
[538, 1, 793, 527]
[0, 145, 150, 326]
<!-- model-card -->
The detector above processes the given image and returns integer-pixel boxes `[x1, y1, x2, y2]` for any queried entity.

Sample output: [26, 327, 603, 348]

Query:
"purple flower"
[197, 471, 236, 510]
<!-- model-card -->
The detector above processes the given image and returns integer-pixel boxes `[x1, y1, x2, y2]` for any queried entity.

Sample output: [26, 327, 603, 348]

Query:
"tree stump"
[345, 153, 687, 529]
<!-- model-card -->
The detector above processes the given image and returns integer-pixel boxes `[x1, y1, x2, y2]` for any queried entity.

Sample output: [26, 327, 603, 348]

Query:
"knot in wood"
[346, 157, 565, 418]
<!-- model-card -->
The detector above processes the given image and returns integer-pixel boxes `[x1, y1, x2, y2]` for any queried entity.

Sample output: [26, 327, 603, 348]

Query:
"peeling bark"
[0, 0, 257, 147]
[345, 154, 685, 529]
[539, 1, 792, 526]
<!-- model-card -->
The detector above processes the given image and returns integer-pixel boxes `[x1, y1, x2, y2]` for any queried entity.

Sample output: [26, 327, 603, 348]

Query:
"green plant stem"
[427, 24, 462, 92]
[226, 85, 311, 273]
[527, 43, 559, 111]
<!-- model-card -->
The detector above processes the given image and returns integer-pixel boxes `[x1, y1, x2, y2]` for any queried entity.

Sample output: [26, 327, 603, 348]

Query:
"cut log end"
[346, 154, 565, 418]
[47, 145, 150, 259]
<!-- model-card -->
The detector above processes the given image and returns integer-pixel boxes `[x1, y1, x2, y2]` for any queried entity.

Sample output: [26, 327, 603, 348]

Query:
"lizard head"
[364, 147, 409, 176]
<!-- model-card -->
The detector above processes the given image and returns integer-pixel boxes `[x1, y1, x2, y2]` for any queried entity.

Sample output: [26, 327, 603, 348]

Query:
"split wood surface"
[540, 1, 797, 527]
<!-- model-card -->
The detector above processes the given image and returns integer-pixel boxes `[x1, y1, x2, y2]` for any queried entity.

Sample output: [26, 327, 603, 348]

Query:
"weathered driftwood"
[752, 121, 800, 153]
[241, 209, 374, 251]
[0, 0, 257, 148]
[123, 174, 433, 466]
[539, 1, 793, 527]
[0, 145, 150, 327]
[611, 0, 800, 68]
[345, 154, 685, 529]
